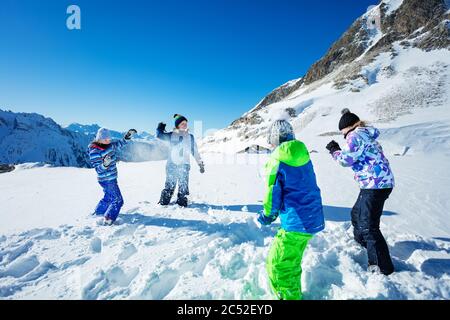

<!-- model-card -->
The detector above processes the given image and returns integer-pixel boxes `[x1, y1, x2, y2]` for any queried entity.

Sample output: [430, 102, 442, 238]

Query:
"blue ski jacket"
[88, 139, 127, 182]
[262, 140, 325, 234]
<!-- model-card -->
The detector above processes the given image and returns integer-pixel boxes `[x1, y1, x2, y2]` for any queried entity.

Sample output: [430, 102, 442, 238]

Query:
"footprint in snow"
[139, 268, 180, 300]
[118, 242, 137, 261]
[60, 256, 91, 269]
[89, 237, 102, 254]
[82, 266, 139, 300]
[18, 228, 61, 241]
[0, 241, 34, 267]
[0, 255, 40, 278]
[112, 224, 138, 237]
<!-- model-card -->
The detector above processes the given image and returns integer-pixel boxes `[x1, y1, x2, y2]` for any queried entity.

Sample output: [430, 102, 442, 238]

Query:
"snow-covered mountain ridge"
[0, 109, 168, 167]
[66, 123, 155, 143]
[0, 110, 91, 167]
[200, 0, 450, 156]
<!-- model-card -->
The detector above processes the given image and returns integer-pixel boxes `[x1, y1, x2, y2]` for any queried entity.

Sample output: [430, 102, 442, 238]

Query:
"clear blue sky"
[0, 0, 379, 133]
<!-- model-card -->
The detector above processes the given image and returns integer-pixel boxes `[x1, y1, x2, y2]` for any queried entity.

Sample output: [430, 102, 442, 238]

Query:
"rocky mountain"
[0, 110, 91, 167]
[0, 110, 168, 167]
[201, 0, 450, 155]
[304, 0, 449, 86]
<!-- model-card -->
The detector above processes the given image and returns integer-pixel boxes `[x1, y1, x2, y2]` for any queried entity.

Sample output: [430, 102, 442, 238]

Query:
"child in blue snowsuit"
[156, 114, 205, 207]
[88, 127, 136, 225]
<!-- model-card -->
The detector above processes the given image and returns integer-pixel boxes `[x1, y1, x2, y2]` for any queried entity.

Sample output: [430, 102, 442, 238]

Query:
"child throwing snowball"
[326, 108, 395, 275]
[88, 127, 137, 225]
[258, 120, 325, 300]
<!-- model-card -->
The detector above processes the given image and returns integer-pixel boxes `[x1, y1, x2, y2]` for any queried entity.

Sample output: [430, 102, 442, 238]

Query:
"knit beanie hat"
[338, 108, 360, 131]
[267, 120, 295, 146]
[95, 127, 111, 141]
[174, 114, 188, 128]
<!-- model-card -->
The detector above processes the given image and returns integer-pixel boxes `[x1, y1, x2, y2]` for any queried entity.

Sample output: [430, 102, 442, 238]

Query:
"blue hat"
[174, 114, 188, 128]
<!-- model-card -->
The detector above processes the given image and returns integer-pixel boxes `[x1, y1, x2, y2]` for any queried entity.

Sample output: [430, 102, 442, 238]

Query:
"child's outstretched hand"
[257, 212, 274, 226]
[157, 122, 166, 132]
[124, 129, 137, 140]
[326, 140, 341, 155]
[199, 161, 205, 174]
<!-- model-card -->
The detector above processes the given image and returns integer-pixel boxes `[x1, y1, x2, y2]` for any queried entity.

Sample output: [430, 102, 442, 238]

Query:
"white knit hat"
[267, 120, 295, 146]
[95, 127, 111, 141]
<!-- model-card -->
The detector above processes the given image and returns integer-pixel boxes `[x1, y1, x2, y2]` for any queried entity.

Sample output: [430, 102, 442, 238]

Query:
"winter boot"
[176, 196, 188, 207]
[368, 265, 381, 274]
[159, 188, 174, 206]
[103, 217, 114, 226]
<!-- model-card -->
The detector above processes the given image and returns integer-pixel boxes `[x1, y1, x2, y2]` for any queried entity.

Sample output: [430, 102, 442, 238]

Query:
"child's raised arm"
[332, 135, 365, 167]
[112, 129, 137, 149]
[156, 122, 172, 142]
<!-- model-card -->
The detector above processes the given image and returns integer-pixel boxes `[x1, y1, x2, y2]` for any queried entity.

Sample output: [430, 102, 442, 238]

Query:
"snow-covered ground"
[1, 151, 449, 300]
[1, 0, 448, 301]
[1, 44, 449, 300]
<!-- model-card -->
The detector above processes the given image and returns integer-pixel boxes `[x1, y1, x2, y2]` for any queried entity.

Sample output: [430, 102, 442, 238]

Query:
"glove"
[124, 129, 137, 140]
[326, 140, 341, 155]
[157, 122, 166, 132]
[257, 212, 275, 226]
[103, 154, 113, 167]
[199, 162, 205, 174]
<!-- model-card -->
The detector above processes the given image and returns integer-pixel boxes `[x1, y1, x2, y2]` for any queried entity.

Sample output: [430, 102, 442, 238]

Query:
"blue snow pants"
[94, 179, 124, 222]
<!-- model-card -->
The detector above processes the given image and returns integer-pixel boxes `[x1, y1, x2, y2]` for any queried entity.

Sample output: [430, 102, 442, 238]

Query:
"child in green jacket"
[258, 120, 325, 300]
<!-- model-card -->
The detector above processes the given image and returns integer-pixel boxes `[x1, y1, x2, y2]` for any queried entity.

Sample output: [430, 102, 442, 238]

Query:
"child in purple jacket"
[326, 109, 395, 275]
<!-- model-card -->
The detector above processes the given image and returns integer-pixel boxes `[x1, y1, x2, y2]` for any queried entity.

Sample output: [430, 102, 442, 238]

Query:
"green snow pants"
[266, 229, 313, 300]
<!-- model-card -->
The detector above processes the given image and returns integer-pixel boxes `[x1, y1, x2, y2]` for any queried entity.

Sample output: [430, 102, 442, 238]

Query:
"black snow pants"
[351, 188, 395, 275]
[159, 162, 191, 206]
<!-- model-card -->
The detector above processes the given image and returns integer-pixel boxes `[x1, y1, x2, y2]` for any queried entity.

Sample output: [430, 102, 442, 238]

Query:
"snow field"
[1, 153, 449, 300]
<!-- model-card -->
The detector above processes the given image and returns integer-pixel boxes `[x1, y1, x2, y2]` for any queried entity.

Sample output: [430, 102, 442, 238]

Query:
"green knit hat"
[174, 114, 188, 128]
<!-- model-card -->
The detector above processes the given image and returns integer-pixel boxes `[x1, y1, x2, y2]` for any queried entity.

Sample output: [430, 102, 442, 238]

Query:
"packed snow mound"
[0, 154, 449, 299]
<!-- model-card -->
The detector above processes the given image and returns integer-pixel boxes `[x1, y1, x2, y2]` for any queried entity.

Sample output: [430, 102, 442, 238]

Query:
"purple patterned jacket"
[332, 126, 395, 189]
